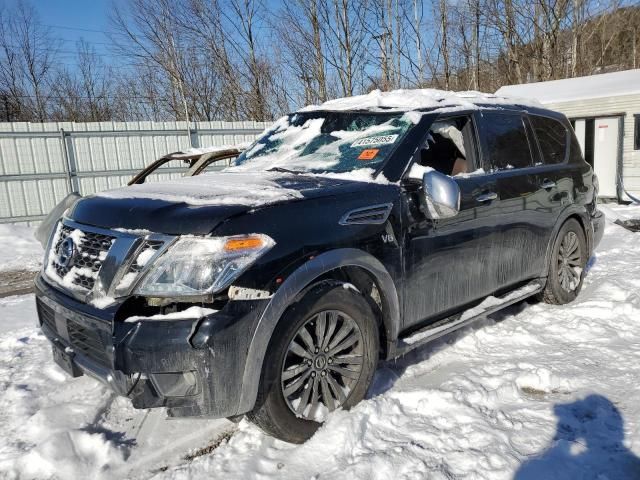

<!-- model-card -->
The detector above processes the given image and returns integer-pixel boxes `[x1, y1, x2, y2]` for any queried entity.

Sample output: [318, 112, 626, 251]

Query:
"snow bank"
[0, 223, 43, 272]
[301, 88, 541, 113]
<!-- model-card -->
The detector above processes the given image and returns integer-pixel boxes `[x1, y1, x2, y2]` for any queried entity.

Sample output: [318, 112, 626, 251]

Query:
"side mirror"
[422, 169, 460, 219]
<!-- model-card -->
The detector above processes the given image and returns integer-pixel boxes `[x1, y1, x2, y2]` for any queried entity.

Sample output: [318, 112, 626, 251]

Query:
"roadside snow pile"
[0, 296, 126, 478]
[96, 171, 303, 207]
[1, 207, 640, 479]
[0, 223, 43, 272]
[301, 88, 542, 113]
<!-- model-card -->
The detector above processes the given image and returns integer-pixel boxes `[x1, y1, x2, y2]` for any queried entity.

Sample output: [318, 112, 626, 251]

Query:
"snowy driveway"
[1, 207, 640, 479]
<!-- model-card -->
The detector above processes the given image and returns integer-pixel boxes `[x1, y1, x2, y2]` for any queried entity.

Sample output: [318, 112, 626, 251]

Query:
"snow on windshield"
[226, 112, 414, 175]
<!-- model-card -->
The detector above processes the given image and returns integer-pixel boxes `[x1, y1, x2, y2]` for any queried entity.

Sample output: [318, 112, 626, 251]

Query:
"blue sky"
[32, 0, 117, 69]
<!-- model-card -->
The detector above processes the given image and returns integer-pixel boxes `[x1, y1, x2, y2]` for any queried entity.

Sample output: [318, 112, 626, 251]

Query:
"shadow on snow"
[515, 394, 640, 480]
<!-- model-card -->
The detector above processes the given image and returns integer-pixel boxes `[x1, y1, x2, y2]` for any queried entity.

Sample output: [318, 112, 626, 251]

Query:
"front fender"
[235, 247, 400, 415]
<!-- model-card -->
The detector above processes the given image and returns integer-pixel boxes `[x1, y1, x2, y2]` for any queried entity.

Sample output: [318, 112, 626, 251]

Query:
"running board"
[394, 279, 545, 357]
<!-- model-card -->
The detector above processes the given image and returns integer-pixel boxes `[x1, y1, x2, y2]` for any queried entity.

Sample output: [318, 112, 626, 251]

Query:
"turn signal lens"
[224, 236, 265, 252]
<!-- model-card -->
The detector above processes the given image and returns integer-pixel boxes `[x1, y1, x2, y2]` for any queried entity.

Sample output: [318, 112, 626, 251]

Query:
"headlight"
[134, 234, 275, 297]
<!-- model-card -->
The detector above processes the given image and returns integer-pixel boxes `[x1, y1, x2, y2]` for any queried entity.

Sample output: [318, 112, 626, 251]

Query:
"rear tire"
[248, 282, 379, 443]
[541, 218, 587, 305]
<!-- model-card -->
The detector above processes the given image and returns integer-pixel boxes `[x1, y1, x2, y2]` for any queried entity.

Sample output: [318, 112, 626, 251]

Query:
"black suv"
[36, 94, 605, 443]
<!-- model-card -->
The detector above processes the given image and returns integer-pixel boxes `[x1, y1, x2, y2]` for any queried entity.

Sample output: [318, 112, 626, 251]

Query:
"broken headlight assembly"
[134, 234, 275, 297]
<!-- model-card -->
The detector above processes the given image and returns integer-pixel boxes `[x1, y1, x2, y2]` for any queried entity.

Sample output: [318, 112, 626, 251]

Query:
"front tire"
[541, 218, 587, 305]
[248, 282, 379, 443]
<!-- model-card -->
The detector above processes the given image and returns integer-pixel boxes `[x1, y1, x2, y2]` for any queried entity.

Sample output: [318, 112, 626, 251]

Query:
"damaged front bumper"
[35, 274, 267, 418]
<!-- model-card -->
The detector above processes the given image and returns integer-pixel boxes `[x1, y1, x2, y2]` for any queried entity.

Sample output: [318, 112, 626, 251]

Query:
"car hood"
[69, 171, 389, 235]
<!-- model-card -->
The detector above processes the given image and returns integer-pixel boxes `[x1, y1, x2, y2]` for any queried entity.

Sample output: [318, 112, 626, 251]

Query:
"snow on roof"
[495, 69, 640, 104]
[300, 88, 541, 113]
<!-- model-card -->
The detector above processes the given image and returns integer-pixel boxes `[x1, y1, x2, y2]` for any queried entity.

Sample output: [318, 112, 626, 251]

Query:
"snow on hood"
[95, 171, 304, 207]
[300, 88, 542, 113]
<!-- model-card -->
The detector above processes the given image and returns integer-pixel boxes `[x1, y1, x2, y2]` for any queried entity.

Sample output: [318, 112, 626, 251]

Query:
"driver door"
[402, 113, 503, 329]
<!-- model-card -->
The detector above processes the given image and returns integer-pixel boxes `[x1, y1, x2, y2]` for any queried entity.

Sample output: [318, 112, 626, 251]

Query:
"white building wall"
[542, 94, 640, 199]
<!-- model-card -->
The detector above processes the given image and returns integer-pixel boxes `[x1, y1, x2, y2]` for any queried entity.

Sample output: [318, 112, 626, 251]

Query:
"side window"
[481, 112, 533, 170]
[530, 115, 568, 164]
[416, 115, 479, 177]
[634, 115, 640, 150]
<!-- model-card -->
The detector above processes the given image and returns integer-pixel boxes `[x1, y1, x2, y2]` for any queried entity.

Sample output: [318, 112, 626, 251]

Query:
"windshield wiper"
[267, 167, 305, 175]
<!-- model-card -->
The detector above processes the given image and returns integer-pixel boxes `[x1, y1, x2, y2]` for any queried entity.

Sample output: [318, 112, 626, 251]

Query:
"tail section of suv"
[35, 90, 604, 443]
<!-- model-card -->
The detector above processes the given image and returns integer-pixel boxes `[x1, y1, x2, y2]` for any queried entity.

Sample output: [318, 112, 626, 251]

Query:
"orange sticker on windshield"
[358, 149, 379, 161]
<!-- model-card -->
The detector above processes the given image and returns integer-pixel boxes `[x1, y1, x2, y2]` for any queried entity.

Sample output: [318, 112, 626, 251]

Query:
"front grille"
[37, 298, 57, 333]
[67, 320, 110, 365]
[49, 225, 115, 292]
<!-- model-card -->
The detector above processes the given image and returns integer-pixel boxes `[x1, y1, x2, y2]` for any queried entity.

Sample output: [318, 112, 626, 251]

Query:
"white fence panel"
[0, 120, 269, 223]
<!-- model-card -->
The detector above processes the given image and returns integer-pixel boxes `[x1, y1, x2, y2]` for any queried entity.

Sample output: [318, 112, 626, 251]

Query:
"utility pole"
[374, 32, 391, 88]
[413, 0, 424, 84]
[634, 26, 637, 69]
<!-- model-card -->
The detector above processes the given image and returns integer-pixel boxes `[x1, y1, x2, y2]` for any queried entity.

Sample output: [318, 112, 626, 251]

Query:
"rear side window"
[530, 115, 568, 164]
[635, 115, 640, 150]
[482, 112, 533, 170]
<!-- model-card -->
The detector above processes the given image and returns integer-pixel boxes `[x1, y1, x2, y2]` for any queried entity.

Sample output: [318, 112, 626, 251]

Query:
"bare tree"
[0, 0, 58, 121]
[320, 0, 369, 97]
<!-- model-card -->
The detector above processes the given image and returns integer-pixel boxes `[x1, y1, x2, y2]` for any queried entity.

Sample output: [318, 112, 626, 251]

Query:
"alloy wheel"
[280, 309, 364, 421]
[557, 231, 582, 292]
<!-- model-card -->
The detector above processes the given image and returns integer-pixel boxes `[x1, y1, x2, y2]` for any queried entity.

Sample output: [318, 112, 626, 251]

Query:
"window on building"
[634, 115, 640, 150]
[530, 115, 569, 164]
[482, 112, 533, 170]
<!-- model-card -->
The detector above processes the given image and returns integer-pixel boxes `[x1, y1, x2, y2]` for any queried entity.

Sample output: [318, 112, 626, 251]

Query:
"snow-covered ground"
[0, 223, 43, 273]
[1, 205, 639, 479]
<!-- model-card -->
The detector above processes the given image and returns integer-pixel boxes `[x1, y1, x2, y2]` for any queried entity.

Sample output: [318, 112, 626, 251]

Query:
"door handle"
[541, 179, 557, 189]
[476, 191, 498, 203]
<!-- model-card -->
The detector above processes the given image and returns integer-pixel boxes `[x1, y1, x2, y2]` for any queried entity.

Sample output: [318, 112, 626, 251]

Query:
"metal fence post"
[190, 125, 199, 149]
[59, 128, 74, 194]
[59, 128, 79, 194]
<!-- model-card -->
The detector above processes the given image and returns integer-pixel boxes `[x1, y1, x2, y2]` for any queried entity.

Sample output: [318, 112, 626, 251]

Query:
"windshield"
[226, 111, 414, 174]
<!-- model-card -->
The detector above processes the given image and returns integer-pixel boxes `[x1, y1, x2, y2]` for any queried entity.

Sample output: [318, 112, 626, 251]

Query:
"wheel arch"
[542, 206, 592, 277]
[236, 248, 400, 415]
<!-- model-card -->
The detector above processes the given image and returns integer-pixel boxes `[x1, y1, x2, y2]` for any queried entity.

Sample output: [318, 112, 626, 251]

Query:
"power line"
[58, 38, 122, 48]
[6, 93, 202, 102]
[40, 23, 126, 37]
[2, 43, 146, 60]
